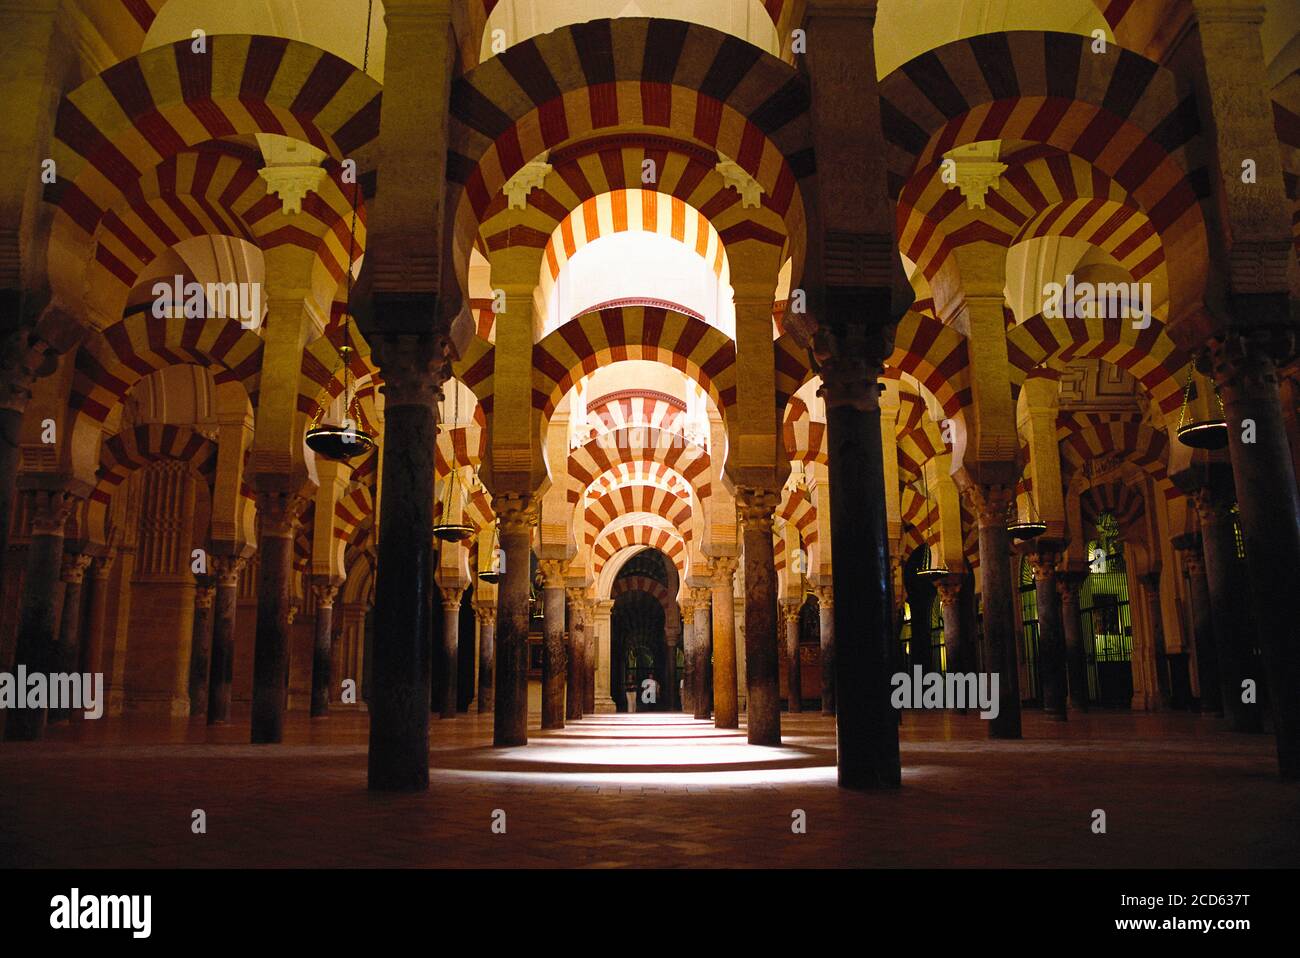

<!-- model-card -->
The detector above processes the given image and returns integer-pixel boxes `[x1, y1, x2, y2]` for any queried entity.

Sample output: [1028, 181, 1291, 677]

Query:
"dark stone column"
[475, 600, 496, 713]
[1057, 572, 1088, 711]
[80, 553, 115, 677]
[679, 596, 696, 714]
[566, 587, 587, 719]
[816, 328, 900, 787]
[738, 489, 780, 744]
[493, 494, 535, 746]
[664, 633, 679, 712]
[691, 589, 712, 720]
[1207, 326, 1300, 777]
[710, 559, 737, 727]
[1137, 571, 1170, 708]
[935, 577, 963, 681]
[538, 560, 566, 730]
[186, 580, 215, 720]
[311, 579, 339, 718]
[1027, 549, 1067, 720]
[816, 585, 835, 714]
[781, 598, 802, 713]
[48, 553, 91, 724]
[583, 597, 597, 713]
[207, 555, 244, 725]
[1174, 534, 1221, 716]
[1193, 489, 1263, 733]
[965, 484, 1021, 738]
[0, 329, 52, 586]
[436, 584, 462, 719]
[250, 491, 306, 744]
[5, 489, 76, 740]
[365, 332, 445, 789]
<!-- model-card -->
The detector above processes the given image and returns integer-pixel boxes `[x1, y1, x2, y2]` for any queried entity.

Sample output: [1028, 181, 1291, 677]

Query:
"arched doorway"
[609, 549, 679, 712]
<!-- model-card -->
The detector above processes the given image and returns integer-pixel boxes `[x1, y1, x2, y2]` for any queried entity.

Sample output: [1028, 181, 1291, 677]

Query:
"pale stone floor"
[1, 708, 1297, 868]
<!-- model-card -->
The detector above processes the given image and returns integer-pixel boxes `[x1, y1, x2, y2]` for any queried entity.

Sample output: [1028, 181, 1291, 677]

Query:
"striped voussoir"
[609, 574, 678, 618]
[584, 388, 688, 434]
[567, 425, 711, 505]
[446, 18, 814, 293]
[1057, 416, 1169, 485]
[593, 523, 688, 581]
[1078, 480, 1146, 534]
[584, 483, 693, 547]
[879, 30, 1210, 318]
[48, 36, 381, 242]
[1005, 313, 1186, 416]
[299, 329, 379, 433]
[87, 423, 218, 543]
[532, 304, 736, 421]
[888, 311, 971, 420]
[71, 313, 264, 424]
[782, 395, 825, 466]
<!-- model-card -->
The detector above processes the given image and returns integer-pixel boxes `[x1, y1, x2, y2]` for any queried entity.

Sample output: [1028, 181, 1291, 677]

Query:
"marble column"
[935, 576, 963, 679]
[5, 489, 75, 740]
[1207, 327, 1300, 776]
[186, 580, 215, 720]
[1193, 489, 1262, 733]
[816, 331, 900, 787]
[593, 599, 615, 713]
[709, 558, 738, 729]
[312, 579, 340, 718]
[250, 491, 306, 744]
[1028, 550, 1067, 720]
[566, 587, 587, 720]
[493, 494, 535, 746]
[1173, 534, 1221, 715]
[966, 485, 1021, 738]
[665, 632, 679, 712]
[366, 333, 446, 790]
[81, 553, 115, 677]
[690, 588, 711, 719]
[583, 598, 597, 713]
[815, 585, 835, 714]
[436, 584, 463, 719]
[679, 596, 697, 714]
[207, 555, 245, 725]
[1138, 571, 1171, 709]
[48, 553, 91, 724]
[781, 598, 802, 713]
[738, 489, 781, 744]
[1057, 572, 1089, 711]
[474, 600, 496, 714]
[538, 560, 567, 730]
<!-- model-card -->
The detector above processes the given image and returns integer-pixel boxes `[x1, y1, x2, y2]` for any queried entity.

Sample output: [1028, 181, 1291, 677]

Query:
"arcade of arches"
[3, 0, 1300, 840]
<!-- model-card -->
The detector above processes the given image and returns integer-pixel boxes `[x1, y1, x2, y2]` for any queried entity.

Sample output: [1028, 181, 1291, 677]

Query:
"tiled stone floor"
[1, 708, 1297, 868]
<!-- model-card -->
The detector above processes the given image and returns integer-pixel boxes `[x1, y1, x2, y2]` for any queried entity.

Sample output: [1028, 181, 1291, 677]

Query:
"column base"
[595, 699, 617, 714]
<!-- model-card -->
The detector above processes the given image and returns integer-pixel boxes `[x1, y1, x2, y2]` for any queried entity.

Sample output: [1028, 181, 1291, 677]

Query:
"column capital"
[195, 584, 217, 610]
[312, 578, 341, 609]
[439, 584, 464, 611]
[91, 552, 116, 580]
[538, 559, 567, 589]
[255, 491, 309, 540]
[368, 331, 452, 409]
[735, 486, 781, 532]
[1190, 485, 1236, 522]
[679, 597, 696, 620]
[960, 483, 1015, 528]
[1025, 550, 1063, 581]
[566, 588, 589, 625]
[780, 597, 802, 623]
[1205, 326, 1295, 401]
[25, 488, 76, 537]
[211, 554, 248, 588]
[934, 576, 962, 607]
[710, 557, 738, 584]
[813, 584, 834, 610]
[689, 586, 711, 607]
[491, 492, 536, 536]
[473, 599, 497, 625]
[59, 552, 92, 584]
[811, 327, 888, 412]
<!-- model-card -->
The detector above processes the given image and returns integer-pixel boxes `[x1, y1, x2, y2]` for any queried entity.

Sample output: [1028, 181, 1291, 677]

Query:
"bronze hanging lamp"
[1007, 487, 1047, 542]
[305, 0, 376, 463]
[915, 469, 950, 582]
[431, 383, 474, 543]
[1175, 366, 1228, 450]
[477, 519, 503, 584]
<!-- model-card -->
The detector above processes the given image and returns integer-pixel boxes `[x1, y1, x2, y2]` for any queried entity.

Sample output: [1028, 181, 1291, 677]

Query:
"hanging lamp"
[1007, 487, 1048, 542]
[1175, 366, 1228, 450]
[431, 383, 475, 542]
[477, 520, 503, 584]
[915, 469, 950, 582]
[305, 0, 376, 463]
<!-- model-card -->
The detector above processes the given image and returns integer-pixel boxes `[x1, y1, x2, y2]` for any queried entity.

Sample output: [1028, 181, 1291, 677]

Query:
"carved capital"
[689, 586, 711, 608]
[26, 489, 75, 537]
[1206, 327, 1296, 402]
[537, 559, 567, 589]
[963, 484, 1015, 528]
[780, 598, 802, 624]
[1027, 551, 1061, 582]
[1191, 486, 1235, 523]
[210, 554, 248, 588]
[736, 487, 780, 533]
[312, 579, 340, 609]
[59, 552, 92, 584]
[935, 576, 962, 607]
[566, 588, 589, 626]
[195, 584, 217, 610]
[679, 597, 696, 620]
[370, 332, 452, 409]
[255, 491, 308, 540]
[813, 584, 833, 611]
[711, 556, 738, 585]
[439, 584, 464, 611]
[91, 552, 116, 581]
[473, 600, 497, 626]
[491, 492, 536, 536]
